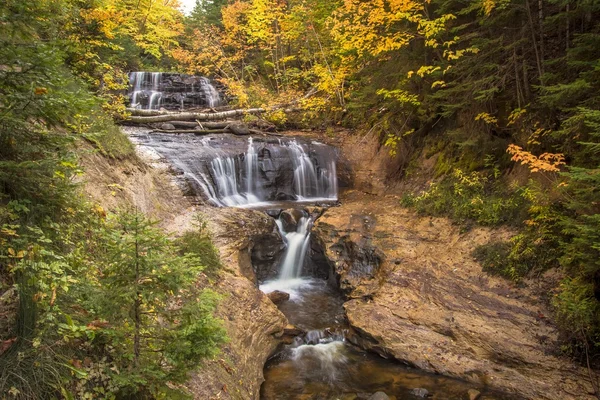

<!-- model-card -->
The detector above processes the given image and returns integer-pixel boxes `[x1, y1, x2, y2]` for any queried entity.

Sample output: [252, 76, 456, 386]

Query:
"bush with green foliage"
[401, 168, 526, 227]
[175, 214, 222, 278]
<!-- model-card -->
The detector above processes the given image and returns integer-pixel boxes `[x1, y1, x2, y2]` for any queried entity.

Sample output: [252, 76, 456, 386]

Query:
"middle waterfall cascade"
[127, 131, 339, 208]
[202, 139, 337, 207]
[276, 216, 311, 281]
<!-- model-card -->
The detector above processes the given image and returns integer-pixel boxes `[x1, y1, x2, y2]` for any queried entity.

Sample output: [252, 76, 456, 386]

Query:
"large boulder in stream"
[312, 191, 596, 400]
[280, 208, 305, 232]
[267, 290, 290, 304]
[184, 207, 287, 400]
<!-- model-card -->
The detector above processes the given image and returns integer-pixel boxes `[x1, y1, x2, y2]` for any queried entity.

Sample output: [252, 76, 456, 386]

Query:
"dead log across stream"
[124, 108, 266, 123]
[165, 121, 239, 129]
[150, 126, 283, 137]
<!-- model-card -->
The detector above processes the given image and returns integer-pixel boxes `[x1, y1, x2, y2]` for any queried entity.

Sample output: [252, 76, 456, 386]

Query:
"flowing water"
[259, 213, 518, 400]
[127, 130, 338, 208]
[128, 72, 222, 110]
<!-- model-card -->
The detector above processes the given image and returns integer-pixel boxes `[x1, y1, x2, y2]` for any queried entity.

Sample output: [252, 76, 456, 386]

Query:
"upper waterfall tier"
[129, 131, 338, 208]
[128, 72, 223, 110]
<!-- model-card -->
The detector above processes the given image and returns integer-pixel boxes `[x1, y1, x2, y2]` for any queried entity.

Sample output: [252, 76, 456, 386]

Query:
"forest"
[1, 0, 599, 398]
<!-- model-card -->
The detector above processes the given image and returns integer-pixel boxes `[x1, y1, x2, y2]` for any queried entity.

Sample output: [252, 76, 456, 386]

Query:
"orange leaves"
[507, 144, 566, 173]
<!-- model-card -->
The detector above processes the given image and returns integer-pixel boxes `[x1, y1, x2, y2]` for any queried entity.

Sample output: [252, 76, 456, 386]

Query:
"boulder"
[280, 208, 306, 232]
[159, 123, 176, 130]
[368, 392, 390, 400]
[267, 290, 290, 304]
[283, 324, 305, 336]
[228, 123, 250, 135]
[467, 389, 481, 400]
[410, 388, 429, 398]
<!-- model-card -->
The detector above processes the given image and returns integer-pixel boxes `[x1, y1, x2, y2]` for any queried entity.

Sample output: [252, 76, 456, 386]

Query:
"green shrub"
[175, 214, 222, 278]
[400, 168, 525, 226]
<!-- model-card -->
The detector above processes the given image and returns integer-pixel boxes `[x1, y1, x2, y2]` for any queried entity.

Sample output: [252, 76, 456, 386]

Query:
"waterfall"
[277, 215, 312, 280]
[245, 137, 259, 200]
[199, 76, 222, 107]
[126, 130, 338, 208]
[128, 72, 223, 110]
[199, 138, 337, 207]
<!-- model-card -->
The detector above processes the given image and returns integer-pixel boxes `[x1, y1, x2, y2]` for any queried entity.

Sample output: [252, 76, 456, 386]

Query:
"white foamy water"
[260, 277, 316, 302]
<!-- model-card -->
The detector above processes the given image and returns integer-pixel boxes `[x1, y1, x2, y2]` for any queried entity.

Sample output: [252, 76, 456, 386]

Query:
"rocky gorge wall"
[311, 190, 597, 400]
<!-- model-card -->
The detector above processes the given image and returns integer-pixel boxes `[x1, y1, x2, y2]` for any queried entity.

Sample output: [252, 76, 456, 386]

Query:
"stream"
[258, 212, 516, 400]
[128, 128, 518, 400]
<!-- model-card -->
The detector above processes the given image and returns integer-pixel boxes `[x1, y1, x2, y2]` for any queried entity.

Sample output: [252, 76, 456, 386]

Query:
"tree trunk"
[525, 0, 545, 86]
[123, 108, 266, 124]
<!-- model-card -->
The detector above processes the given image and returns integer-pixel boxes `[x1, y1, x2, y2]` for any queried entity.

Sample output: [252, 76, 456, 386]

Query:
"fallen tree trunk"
[125, 108, 266, 123]
[150, 127, 283, 137]
[151, 129, 231, 135]
[166, 121, 239, 129]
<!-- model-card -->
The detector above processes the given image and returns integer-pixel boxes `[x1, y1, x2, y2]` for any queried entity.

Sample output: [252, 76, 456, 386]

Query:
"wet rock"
[251, 229, 285, 281]
[265, 209, 282, 218]
[228, 123, 250, 135]
[283, 324, 305, 336]
[280, 208, 306, 232]
[133, 132, 339, 204]
[128, 73, 224, 110]
[281, 324, 305, 344]
[368, 392, 390, 400]
[159, 123, 176, 130]
[267, 290, 290, 304]
[467, 389, 481, 400]
[275, 192, 296, 201]
[410, 388, 429, 398]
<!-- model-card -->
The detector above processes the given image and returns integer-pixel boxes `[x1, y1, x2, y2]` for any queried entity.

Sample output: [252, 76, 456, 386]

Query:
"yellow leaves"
[377, 88, 420, 107]
[416, 65, 440, 77]
[475, 112, 498, 125]
[330, 0, 426, 57]
[507, 144, 566, 173]
[431, 80, 446, 89]
[1, 227, 19, 237]
[507, 107, 527, 126]
[7, 248, 25, 259]
[481, 0, 497, 15]
[93, 205, 107, 219]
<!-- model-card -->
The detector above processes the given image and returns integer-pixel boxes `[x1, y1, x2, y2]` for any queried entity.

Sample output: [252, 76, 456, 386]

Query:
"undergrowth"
[400, 168, 526, 227]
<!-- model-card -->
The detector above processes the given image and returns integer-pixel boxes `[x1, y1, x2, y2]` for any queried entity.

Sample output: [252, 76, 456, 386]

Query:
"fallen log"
[163, 121, 239, 129]
[125, 108, 266, 123]
[150, 127, 284, 137]
[151, 129, 231, 135]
